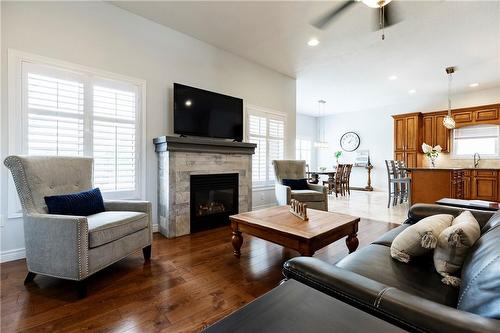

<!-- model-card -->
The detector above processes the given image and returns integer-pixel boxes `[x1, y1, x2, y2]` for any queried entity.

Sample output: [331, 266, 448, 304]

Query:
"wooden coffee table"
[230, 205, 360, 257]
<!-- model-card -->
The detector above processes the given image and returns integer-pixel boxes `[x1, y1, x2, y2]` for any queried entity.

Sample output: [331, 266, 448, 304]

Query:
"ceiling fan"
[312, 0, 402, 40]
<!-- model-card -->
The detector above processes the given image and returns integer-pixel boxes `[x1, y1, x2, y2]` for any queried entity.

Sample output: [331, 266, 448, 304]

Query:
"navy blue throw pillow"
[282, 178, 309, 190]
[45, 188, 105, 216]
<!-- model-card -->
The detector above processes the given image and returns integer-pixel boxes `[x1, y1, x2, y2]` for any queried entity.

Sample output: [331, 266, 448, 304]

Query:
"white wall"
[295, 113, 318, 170]
[0, 1, 296, 261]
[316, 86, 500, 192]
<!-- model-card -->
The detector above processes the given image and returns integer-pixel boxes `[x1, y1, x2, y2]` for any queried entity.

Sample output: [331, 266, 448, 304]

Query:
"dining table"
[306, 170, 336, 185]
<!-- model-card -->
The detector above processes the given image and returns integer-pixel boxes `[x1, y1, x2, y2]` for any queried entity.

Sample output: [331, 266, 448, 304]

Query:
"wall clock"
[340, 132, 360, 152]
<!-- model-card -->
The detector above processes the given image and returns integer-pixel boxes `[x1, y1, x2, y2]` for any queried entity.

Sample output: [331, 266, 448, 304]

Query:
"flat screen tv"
[174, 83, 243, 142]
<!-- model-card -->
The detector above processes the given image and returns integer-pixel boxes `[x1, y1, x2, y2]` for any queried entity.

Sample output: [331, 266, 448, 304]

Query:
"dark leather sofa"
[283, 204, 500, 333]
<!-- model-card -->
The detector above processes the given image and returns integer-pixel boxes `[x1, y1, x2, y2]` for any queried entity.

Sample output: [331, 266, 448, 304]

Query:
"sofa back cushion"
[457, 220, 500, 319]
[406, 204, 494, 229]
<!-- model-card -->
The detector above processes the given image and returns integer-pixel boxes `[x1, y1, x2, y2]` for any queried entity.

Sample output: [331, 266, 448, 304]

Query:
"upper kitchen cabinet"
[393, 113, 421, 167]
[422, 113, 450, 152]
[393, 103, 500, 167]
[453, 104, 500, 127]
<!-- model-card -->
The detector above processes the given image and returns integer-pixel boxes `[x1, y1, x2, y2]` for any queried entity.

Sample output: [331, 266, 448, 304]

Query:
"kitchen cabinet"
[407, 168, 500, 204]
[393, 113, 421, 167]
[422, 114, 450, 152]
[472, 170, 498, 201]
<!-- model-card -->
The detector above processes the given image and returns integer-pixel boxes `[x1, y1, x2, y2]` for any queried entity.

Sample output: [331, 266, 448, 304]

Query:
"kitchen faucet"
[474, 153, 481, 168]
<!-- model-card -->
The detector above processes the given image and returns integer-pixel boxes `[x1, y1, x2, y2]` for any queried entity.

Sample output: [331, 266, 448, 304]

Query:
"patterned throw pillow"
[391, 214, 454, 263]
[434, 211, 481, 287]
[44, 188, 105, 216]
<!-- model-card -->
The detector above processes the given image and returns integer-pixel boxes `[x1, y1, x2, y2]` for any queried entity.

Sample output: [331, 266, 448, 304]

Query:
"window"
[296, 138, 312, 167]
[452, 125, 500, 158]
[247, 107, 285, 187]
[13, 54, 145, 200]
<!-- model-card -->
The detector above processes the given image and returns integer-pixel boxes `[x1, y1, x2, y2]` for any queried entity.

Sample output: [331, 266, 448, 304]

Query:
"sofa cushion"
[391, 214, 453, 263]
[291, 190, 324, 202]
[336, 244, 459, 307]
[433, 211, 481, 286]
[87, 211, 148, 248]
[457, 222, 500, 319]
[371, 224, 409, 247]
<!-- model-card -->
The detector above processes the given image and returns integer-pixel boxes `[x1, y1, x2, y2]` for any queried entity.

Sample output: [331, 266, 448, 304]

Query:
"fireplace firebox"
[190, 173, 239, 233]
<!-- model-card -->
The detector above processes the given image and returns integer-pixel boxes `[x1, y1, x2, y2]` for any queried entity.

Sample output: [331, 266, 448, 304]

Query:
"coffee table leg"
[346, 222, 359, 253]
[232, 223, 243, 258]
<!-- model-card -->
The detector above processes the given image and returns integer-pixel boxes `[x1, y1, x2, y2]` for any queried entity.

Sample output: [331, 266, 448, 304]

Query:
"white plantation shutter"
[19, 60, 143, 199]
[247, 108, 286, 186]
[93, 85, 137, 192]
[249, 115, 267, 182]
[268, 117, 284, 181]
[26, 72, 84, 156]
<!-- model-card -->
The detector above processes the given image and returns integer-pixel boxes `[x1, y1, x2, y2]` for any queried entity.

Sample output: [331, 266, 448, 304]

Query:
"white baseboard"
[152, 223, 159, 233]
[1, 247, 26, 263]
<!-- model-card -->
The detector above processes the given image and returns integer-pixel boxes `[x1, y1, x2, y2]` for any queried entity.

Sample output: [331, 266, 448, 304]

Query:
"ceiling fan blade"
[311, 1, 358, 30]
[373, 2, 402, 31]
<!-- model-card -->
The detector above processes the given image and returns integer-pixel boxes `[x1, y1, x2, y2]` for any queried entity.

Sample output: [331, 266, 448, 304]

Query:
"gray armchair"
[272, 160, 328, 211]
[4, 155, 152, 297]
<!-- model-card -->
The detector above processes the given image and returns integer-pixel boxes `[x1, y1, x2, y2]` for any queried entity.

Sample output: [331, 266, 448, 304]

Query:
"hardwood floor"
[1, 218, 397, 333]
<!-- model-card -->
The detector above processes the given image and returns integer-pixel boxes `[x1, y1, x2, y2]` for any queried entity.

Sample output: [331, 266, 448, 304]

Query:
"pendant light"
[443, 66, 456, 129]
[314, 100, 329, 149]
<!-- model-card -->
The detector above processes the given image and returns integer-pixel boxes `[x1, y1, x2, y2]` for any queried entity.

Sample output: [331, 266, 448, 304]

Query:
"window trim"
[450, 124, 500, 160]
[7, 49, 147, 217]
[246, 104, 287, 189]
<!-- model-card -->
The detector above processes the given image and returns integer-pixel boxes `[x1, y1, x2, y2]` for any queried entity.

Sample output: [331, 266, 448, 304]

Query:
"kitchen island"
[405, 167, 500, 204]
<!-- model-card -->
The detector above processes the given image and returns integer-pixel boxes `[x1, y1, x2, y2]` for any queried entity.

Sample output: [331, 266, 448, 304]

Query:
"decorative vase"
[429, 155, 437, 167]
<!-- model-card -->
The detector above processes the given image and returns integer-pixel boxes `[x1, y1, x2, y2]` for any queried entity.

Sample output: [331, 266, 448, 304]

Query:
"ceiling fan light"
[443, 115, 456, 129]
[361, 0, 392, 9]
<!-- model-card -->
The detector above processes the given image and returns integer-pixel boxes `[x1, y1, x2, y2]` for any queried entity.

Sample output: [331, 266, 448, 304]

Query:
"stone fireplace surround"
[154, 136, 256, 238]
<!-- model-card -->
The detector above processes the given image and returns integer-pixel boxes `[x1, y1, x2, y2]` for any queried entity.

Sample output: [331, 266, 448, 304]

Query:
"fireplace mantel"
[153, 136, 256, 155]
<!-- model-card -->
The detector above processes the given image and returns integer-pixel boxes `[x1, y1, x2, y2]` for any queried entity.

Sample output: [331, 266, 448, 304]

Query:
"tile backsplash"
[426, 153, 500, 168]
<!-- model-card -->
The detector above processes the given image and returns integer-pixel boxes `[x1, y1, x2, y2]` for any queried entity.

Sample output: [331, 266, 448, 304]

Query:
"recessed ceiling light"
[408, 89, 416, 94]
[388, 75, 398, 80]
[307, 38, 320, 47]
[469, 82, 479, 88]
[185, 100, 192, 107]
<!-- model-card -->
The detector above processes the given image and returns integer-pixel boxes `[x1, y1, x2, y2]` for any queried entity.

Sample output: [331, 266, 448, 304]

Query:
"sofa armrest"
[379, 288, 500, 333]
[24, 213, 89, 280]
[406, 204, 494, 226]
[104, 200, 151, 214]
[283, 257, 387, 308]
[275, 183, 291, 206]
[283, 257, 500, 333]
[307, 183, 327, 195]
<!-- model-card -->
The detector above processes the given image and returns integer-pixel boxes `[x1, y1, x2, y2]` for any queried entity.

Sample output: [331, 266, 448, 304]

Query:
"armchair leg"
[24, 272, 37, 284]
[143, 245, 152, 262]
[77, 280, 87, 299]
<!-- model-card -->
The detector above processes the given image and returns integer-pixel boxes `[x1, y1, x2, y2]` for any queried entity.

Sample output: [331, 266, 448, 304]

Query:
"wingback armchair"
[272, 160, 328, 211]
[4, 155, 152, 297]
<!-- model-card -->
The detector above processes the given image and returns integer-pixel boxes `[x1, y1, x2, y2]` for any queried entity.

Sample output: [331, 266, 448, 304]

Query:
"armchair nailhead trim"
[4, 156, 36, 214]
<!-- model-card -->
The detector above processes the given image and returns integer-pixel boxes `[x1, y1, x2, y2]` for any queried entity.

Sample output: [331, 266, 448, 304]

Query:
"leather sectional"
[283, 204, 500, 333]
